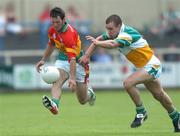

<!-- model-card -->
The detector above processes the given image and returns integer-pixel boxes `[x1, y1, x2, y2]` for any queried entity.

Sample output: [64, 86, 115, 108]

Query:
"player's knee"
[78, 98, 87, 105]
[123, 79, 134, 90]
[153, 91, 165, 101]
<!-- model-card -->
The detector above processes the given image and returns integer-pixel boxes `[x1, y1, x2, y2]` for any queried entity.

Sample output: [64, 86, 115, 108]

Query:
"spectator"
[149, 13, 168, 37]
[66, 5, 92, 46]
[5, 2, 23, 34]
[163, 43, 179, 62]
[38, 4, 51, 49]
[163, 3, 180, 34]
[149, 3, 180, 37]
[0, 6, 6, 50]
[66, 5, 82, 28]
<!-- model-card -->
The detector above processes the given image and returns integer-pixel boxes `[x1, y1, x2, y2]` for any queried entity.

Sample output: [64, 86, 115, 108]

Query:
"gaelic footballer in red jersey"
[36, 7, 96, 115]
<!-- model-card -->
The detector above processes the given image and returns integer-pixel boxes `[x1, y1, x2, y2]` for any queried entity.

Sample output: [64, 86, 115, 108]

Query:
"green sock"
[52, 98, 60, 107]
[169, 109, 179, 121]
[136, 104, 146, 114]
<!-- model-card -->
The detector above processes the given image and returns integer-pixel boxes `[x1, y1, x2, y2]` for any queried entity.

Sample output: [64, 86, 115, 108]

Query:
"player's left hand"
[86, 35, 99, 45]
[68, 79, 77, 92]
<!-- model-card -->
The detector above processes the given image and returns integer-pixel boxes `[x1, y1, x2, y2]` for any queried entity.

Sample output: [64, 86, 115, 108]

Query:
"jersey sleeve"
[102, 32, 109, 40]
[115, 32, 132, 46]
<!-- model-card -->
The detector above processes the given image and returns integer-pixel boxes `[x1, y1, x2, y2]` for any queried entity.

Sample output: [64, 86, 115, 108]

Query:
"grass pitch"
[0, 89, 180, 136]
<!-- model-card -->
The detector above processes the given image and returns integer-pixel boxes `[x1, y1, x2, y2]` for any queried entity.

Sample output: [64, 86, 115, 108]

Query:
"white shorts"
[143, 55, 162, 79]
[55, 60, 89, 83]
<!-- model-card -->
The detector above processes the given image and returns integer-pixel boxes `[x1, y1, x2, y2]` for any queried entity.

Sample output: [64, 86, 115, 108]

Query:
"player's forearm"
[97, 40, 117, 48]
[85, 35, 102, 58]
[84, 43, 97, 58]
[69, 59, 76, 80]
[41, 46, 54, 61]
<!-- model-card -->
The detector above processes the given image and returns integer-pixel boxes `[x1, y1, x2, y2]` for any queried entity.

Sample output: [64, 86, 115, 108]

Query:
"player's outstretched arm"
[36, 45, 55, 72]
[79, 35, 103, 65]
[86, 35, 120, 48]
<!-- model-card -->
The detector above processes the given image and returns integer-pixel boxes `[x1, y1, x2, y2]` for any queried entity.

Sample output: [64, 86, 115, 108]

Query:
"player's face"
[106, 22, 120, 39]
[51, 16, 65, 31]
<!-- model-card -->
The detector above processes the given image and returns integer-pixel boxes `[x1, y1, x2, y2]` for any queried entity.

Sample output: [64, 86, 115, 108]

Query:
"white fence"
[11, 62, 180, 89]
[0, 50, 57, 66]
[0, 48, 180, 66]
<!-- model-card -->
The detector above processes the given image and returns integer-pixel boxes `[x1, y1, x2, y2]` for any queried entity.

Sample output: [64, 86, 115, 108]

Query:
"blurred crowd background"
[0, 0, 180, 65]
[0, 0, 180, 90]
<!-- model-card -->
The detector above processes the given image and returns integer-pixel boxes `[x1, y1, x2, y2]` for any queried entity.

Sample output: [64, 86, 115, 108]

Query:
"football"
[40, 66, 60, 84]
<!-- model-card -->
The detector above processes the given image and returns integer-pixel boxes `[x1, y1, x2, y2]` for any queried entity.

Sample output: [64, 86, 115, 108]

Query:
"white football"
[40, 66, 60, 84]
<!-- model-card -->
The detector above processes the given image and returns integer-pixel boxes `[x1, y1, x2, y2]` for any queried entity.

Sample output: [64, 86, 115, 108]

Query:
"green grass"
[0, 89, 180, 136]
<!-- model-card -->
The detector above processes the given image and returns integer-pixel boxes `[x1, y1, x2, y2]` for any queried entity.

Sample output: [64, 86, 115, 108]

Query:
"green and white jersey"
[102, 23, 154, 68]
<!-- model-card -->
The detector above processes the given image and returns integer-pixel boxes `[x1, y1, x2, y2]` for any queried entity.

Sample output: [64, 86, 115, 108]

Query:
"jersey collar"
[60, 22, 68, 32]
[120, 23, 125, 33]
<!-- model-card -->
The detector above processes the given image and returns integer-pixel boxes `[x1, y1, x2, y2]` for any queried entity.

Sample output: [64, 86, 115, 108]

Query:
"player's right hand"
[68, 79, 77, 92]
[36, 60, 45, 73]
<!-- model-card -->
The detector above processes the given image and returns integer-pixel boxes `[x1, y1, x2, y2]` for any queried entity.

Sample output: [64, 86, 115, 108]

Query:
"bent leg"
[51, 69, 68, 100]
[124, 69, 153, 106]
[74, 62, 96, 105]
[144, 79, 174, 112]
[144, 79, 180, 132]
[75, 82, 89, 105]
[125, 69, 152, 128]
[75, 82, 96, 105]
[42, 69, 68, 115]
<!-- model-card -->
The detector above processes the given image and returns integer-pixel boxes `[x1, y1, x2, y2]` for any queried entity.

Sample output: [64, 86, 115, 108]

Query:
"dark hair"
[50, 7, 65, 19]
[106, 14, 122, 27]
